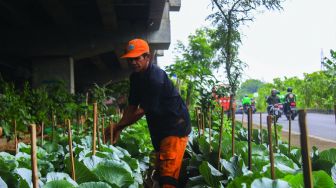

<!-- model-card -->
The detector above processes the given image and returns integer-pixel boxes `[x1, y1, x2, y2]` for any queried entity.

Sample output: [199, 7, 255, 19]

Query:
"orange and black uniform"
[129, 63, 191, 187]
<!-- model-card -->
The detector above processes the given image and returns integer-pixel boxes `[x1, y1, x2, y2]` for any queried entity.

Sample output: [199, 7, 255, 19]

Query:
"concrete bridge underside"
[0, 0, 181, 93]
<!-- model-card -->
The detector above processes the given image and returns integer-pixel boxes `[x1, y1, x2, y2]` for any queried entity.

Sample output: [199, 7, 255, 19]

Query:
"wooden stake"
[102, 117, 105, 144]
[260, 113, 263, 144]
[41, 122, 44, 146]
[217, 106, 224, 170]
[298, 110, 313, 188]
[85, 92, 89, 105]
[209, 108, 212, 152]
[242, 112, 244, 126]
[334, 104, 336, 125]
[30, 124, 38, 188]
[92, 103, 97, 155]
[67, 119, 76, 180]
[63, 119, 66, 137]
[247, 107, 252, 171]
[85, 92, 89, 123]
[110, 120, 114, 144]
[273, 116, 278, 148]
[14, 120, 18, 154]
[97, 115, 100, 148]
[201, 113, 205, 135]
[231, 107, 235, 157]
[52, 114, 56, 142]
[288, 113, 292, 154]
[195, 108, 200, 137]
[267, 116, 275, 180]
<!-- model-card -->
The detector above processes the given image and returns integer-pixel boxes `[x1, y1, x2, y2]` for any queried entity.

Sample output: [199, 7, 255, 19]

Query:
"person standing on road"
[106, 38, 191, 188]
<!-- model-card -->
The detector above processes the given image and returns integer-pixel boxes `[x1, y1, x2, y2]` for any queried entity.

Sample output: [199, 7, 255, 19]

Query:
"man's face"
[127, 55, 149, 72]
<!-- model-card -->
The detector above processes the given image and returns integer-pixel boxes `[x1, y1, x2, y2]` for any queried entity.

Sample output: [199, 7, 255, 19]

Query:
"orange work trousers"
[156, 136, 188, 188]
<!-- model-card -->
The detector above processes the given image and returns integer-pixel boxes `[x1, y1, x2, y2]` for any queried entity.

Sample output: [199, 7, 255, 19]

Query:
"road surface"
[236, 112, 336, 142]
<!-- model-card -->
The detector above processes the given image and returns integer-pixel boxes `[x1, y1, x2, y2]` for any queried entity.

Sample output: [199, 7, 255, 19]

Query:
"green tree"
[166, 28, 217, 109]
[323, 49, 336, 104]
[209, 0, 283, 117]
[237, 79, 264, 99]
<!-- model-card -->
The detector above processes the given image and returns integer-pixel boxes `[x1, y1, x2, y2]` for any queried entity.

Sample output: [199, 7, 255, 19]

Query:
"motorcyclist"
[266, 89, 280, 114]
[242, 94, 251, 113]
[284, 87, 296, 114]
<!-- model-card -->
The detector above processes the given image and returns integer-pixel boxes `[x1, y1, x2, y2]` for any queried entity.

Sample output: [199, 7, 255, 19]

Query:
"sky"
[157, 0, 336, 83]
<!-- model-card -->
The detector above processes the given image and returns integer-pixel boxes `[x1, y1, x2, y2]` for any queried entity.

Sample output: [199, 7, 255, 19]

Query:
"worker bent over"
[106, 39, 191, 188]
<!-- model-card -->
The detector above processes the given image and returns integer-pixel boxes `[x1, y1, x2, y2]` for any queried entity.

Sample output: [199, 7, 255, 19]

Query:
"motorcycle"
[285, 101, 297, 120]
[243, 104, 252, 114]
[268, 103, 282, 123]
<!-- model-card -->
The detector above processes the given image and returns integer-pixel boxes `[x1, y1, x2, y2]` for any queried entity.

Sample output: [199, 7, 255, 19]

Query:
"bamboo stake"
[67, 119, 76, 180]
[201, 113, 205, 135]
[195, 108, 200, 137]
[52, 114, 56, 142]
[260, 113, 263, 144]
[85, 92, 89, 131]
[97, 115, 100, 147]
[288, 113, 292, 154]
[217, 106, 224, 170]
[92, 103, 97, 155]
[231, 107, 235, 157]
[102, 117, 105, 144]
[267, 116, 275, 180]
[242, 112, 244, 126]
[63, 119, 66, 137]
[209, 108, 212, 152]
[14, 120, 18, 154]
[81, 115, 85, 132]
[30, 124, 38, 188]
[273, 116, 278, 148]
[110, 120, 114, 144]
[247, 107, 252, 171]
[298, 110, 313, 188]
[334, 104, 336, 125]
[41, 122, 44, 146]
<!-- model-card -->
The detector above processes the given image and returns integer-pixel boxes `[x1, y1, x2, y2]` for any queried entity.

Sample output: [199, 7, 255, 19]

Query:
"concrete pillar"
[32, 56, 75, 93]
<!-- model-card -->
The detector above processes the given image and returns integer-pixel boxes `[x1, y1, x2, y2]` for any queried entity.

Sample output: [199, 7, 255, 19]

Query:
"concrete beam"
[148, 0, 166, 31]
[37, 0, 73, 25]
[0, 21, 171, 59]
[96, 0, 118, 30]
[0, 0, 30, 26]
[147, 2, 171, 49]
[169, 0, 181, 11]
[32, 56, 75, 93]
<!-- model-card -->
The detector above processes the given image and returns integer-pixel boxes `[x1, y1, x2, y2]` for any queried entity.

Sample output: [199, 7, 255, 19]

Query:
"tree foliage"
[165, 28, 218, 109]
[237, 79, 264, 99]
[208, 0, 284, 116]
[256, 71, 334, 112]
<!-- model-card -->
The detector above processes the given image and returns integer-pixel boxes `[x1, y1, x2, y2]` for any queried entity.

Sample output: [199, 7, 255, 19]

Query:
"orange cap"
[121, 39, 150, 58]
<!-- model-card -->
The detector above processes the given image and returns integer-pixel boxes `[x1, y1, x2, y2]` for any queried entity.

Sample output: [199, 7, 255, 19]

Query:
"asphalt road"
[236, 112, 336, 142]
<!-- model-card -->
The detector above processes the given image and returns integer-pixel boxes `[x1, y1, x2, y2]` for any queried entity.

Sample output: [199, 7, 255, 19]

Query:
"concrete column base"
[32, 56, 75, 93]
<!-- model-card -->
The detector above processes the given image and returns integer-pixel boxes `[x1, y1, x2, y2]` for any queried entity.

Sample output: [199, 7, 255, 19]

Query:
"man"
[106, 39, 191, 188]
[266, 88, 280, 114]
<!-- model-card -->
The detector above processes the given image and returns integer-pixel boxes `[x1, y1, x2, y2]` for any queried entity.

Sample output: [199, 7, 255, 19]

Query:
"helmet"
[287, 87, 293, 92]
[271, 88, 277, 96]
